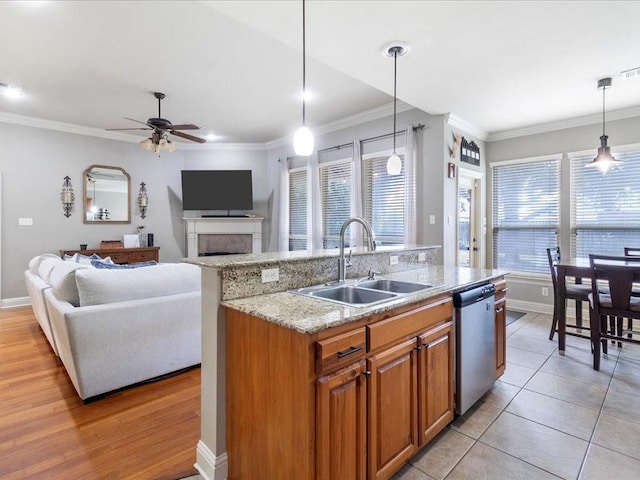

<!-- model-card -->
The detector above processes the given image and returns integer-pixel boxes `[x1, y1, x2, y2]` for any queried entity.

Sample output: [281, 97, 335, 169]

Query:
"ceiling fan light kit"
[585, 77, 622, 174]
[293, 0, 314, 156]
[107, 91, 205, 153]
[383, 42, 410, 176]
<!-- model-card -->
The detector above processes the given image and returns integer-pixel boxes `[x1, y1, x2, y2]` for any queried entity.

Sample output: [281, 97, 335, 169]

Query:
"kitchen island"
[184, 246, 507, 480]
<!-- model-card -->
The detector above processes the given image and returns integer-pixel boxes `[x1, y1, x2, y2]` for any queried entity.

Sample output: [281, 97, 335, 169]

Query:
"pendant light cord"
[602, 84, 606, 138]
[392, 49, 397, 153]
[302, 0, 306, 126]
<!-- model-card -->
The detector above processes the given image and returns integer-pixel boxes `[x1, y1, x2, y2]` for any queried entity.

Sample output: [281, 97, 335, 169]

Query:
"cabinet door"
[495, 297, 507, 379]
[317, 360, 367, 480]
[367, 338, 418, 480]
[417, 321, 454, 447]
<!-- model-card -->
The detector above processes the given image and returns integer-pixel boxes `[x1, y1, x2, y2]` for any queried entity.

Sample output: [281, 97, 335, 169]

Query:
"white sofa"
[25, 254, 201, 400]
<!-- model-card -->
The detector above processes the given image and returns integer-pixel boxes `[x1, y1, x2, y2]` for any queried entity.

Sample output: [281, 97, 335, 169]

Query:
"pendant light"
[293, 0, 314, 156]
[383, 42, 410, 175]
[585, 77, 622, 174]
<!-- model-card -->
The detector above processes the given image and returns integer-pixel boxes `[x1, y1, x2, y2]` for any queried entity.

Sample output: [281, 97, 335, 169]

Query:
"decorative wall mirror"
[83, 165, 131, 224]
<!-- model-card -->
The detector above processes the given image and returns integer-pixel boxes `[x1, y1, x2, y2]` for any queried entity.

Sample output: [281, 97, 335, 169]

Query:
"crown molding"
[487, 105, 640, 142]
[445, 113, 489, 141]
[0, 111, 143, 143]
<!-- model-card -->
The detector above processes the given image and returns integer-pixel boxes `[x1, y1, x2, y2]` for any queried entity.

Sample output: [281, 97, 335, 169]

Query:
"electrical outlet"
[261, 268, 279, 283]
[429, 215, 436, 225]
[418, 274, 428, 282]
[541, 287, 549, 297]
[390, 255, 399, 266]
[418, 252, 426, 262]
[18, 217, 33, 226]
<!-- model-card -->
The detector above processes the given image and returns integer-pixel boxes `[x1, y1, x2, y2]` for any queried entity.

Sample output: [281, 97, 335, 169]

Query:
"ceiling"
[1, 1, 639, 146]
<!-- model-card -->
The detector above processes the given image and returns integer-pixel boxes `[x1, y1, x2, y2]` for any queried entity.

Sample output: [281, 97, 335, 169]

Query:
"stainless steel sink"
[292, 284, 398, 307]
[311, 285, 396, 304]
[357, 279, 432, 294]
[290, 278, 436, 307]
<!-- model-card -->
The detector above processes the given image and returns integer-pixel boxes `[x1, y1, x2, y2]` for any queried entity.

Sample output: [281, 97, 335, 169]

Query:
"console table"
[61, 246, 160, 264]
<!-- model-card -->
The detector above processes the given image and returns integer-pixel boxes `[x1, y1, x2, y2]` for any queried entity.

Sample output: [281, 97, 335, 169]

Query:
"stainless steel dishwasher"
[453, 283, 496, 415]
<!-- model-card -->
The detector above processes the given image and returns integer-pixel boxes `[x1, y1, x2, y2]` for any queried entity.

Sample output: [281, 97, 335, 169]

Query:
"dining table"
[555, 257, 592, 354]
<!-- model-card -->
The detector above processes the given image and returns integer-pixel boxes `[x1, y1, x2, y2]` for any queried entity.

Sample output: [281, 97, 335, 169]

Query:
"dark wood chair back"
[588, 254, 640, 370]
[546, 247, 560, 291]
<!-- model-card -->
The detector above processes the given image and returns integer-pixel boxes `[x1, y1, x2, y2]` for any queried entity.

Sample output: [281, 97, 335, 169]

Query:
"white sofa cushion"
[75, 263, 201, 306]
[30, 253, 61, 275]
[49, 261, 90, 307]
[37, 257, 63, 284]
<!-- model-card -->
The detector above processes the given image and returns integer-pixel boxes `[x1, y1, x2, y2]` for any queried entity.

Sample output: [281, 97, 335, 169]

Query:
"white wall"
[485, 114, 640, 309]
[0, 122, 189, 300]
[264, 108, 469, 263]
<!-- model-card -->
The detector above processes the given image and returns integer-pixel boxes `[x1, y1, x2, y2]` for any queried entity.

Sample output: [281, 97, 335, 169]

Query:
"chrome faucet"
[338, 216, 376, 282]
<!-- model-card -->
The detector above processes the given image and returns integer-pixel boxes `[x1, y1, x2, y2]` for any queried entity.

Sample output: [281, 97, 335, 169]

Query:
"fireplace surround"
[184, 217, 263, 258]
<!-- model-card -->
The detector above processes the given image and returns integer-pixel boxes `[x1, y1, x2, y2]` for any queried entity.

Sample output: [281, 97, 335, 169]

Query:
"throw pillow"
[90, 259, 158, 269]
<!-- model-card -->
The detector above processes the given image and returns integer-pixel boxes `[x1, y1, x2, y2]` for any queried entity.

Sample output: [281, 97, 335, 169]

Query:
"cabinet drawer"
[368, 297, 453, 352]
[493, 278, 508, 301]
[316, 327, 366, 375]
[129, 250, 156, 263]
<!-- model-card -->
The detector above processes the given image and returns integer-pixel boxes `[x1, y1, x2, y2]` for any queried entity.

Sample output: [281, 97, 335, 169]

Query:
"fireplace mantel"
[184, 216, 264, 257]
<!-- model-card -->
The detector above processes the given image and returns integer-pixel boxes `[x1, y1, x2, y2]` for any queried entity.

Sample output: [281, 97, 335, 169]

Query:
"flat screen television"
[181, 170, 253, 212]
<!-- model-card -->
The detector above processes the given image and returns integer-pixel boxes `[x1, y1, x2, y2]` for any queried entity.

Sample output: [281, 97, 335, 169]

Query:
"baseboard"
[507, 298, 587, 321]
[1, 296, 30, 309]
[195, 440, 228, 480]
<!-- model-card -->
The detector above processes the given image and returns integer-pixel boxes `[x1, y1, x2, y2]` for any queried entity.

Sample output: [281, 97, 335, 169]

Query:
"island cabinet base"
[225, 293, 457, 480]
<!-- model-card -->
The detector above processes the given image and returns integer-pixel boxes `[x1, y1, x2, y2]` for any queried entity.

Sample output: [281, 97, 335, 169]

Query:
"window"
[288, 168, 308, 251]
[362, 155, 405, 246]
[492, 158, 560, 274]
[571, 148, 640, 257]
[319, 160, 351, 249]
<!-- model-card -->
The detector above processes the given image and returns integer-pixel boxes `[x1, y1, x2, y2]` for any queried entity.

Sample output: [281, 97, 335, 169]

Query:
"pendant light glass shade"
[585, 77, 621, 174]
[387, 152, 402, 175]
[294, 124, 314, 156]
[294, 0, 314, 156]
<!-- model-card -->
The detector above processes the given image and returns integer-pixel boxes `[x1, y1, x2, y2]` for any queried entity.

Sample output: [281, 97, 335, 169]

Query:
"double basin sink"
[290, 278, 436, 308]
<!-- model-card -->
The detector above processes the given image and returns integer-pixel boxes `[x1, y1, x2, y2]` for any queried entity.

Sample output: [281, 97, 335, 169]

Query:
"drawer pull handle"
[362, 370, 371, 377]
[500, 287, 509, 293]
[496, 307, 504, 313]
[337, 346, 363, 358]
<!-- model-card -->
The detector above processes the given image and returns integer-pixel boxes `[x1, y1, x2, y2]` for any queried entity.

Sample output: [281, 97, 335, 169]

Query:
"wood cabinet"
[317, 360, 367, 480]
[226, 293, 455, 480]
[494, 278, 508, 379]
[418, 321, 454, 446]
[61, 246, 159, 264]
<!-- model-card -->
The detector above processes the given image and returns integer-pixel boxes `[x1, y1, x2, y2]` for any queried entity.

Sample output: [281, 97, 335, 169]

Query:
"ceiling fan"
[107, 92, 205, 151]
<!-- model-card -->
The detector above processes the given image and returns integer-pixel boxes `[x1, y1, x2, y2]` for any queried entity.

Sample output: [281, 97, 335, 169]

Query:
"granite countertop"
[184, 244, 439, 270]
[221, 265, 507, 334]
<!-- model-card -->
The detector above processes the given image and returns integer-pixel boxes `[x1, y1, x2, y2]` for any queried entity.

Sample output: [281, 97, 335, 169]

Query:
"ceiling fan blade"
[170, 130, 206, 143]
[105, 127, 152, 131]
[168, 124, 200, 130]
[124, 117, 153, 126]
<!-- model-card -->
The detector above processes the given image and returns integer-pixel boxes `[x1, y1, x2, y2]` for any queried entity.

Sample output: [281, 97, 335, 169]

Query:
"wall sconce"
[137, 182, 148, 219]
[60, 176, 75, 217]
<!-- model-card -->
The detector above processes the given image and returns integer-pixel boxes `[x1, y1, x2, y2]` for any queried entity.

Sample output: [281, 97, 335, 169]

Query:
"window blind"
[362, 155, 404, 245]
[570, 149, 640, 257]
[288, 168, 308, 251]
[320, 161, 352, 249]
[492, 158, 560, 274]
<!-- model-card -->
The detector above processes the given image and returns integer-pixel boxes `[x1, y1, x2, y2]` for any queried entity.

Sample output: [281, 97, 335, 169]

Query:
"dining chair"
[588, 254, 640, 370]
[547, 247, 592, 341]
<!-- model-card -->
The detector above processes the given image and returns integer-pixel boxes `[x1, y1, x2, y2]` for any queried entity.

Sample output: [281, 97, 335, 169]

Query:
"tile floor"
[184, 311, 640, 480]
[391, 311, 640, 480]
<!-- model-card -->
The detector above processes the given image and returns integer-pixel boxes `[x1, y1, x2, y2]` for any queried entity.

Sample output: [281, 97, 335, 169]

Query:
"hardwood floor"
[0, 306, 201, 480]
